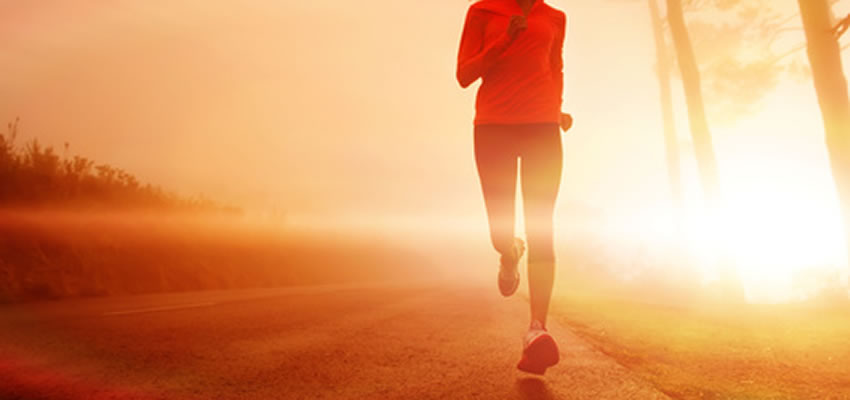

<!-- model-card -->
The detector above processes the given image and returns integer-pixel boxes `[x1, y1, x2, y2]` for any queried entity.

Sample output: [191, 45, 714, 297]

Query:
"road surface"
[0, 282, 669, 399]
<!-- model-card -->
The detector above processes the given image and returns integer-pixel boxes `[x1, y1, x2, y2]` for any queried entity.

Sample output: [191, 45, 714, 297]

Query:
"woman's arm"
[550, 12, 566, 108]
[456, 9, 516, 88]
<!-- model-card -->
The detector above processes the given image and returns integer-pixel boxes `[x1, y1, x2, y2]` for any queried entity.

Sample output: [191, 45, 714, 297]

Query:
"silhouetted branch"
[833, 13, 850, 38]
[769, 43, 807, 64]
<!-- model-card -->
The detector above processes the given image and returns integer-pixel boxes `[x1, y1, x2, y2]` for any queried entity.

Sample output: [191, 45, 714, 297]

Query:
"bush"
[0, 118, 238, 214]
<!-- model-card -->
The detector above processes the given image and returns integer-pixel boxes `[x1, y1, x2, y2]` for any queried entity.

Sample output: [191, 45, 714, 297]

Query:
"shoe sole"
[517, 333, 559, 375]
[498, 238, 526, 297]
[498, 270, 520, 297]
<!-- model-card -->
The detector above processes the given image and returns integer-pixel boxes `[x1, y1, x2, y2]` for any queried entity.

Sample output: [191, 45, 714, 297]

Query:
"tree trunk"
[797, 0, 850, 264]
[666, 0, 741, 299]
[648, 0, 684, 225]
[665, 0, 719, 206]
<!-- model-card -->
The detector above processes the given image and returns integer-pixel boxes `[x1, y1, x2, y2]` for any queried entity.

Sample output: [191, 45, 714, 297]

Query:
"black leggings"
[474, 123, 563, 264]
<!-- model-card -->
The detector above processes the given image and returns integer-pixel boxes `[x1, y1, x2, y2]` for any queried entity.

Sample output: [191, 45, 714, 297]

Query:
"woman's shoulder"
[539, 3, 566, 21]
[539, 3, 566, 28]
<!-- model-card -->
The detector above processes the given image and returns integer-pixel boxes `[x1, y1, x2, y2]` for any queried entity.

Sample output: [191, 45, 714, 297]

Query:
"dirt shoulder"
[552, 286, 850, 399]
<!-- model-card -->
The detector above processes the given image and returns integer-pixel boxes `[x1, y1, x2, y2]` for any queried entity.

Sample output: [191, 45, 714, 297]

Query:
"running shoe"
[498, 237, 525, 297]
[517, 320, 559, 375]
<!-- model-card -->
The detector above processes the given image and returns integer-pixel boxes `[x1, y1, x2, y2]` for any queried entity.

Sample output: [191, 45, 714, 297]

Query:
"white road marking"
[98, 279, 446, 317]
[103, 302, 217, 316]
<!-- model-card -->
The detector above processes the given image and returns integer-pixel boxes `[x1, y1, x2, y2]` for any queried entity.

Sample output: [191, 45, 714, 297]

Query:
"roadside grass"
[0, 209, 435, 303]
[552, 280, 850, 399]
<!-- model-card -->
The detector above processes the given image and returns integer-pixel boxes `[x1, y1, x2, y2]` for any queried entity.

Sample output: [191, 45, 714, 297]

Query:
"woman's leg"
[474, 124, 519, 261]
[519, 124, 563, 326]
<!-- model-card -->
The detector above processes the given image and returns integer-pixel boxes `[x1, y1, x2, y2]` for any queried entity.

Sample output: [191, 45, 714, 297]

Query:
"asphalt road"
[0, 282, 668, 399]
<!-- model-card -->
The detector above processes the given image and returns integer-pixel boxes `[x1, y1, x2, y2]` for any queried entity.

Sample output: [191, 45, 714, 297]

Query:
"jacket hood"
[472, 0, 546, 17]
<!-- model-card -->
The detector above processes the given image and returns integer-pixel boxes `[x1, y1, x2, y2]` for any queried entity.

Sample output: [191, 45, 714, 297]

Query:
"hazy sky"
[2, 0, 850, 231]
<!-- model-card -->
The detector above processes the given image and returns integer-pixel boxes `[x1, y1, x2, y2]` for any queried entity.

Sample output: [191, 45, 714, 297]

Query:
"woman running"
[456, 0, 572, 375]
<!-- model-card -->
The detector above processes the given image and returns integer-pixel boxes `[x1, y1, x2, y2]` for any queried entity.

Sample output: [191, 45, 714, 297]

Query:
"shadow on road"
[517, 376, 555, 400]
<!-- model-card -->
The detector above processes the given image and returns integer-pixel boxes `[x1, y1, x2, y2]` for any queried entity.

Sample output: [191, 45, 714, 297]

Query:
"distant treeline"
[0, 118, 240, 214]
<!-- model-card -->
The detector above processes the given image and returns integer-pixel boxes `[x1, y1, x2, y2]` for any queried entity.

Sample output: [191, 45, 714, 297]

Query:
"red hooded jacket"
[457, 0, 566, 126]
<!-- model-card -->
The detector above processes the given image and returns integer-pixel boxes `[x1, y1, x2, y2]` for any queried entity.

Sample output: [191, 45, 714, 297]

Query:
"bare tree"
[685, 0, 793, 122]
[667, 0, 750, 299]
[649, 0, 684, 226]
[797, 0, 850, 263]
[666, 0, 720, 210]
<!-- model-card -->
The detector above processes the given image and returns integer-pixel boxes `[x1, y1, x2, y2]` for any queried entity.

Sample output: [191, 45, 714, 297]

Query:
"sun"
[670, 151, 846, 303]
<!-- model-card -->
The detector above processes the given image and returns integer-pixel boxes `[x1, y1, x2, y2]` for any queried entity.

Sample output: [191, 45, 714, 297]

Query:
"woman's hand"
[508, 15, 528, 41]
[560, 113, 573, 132]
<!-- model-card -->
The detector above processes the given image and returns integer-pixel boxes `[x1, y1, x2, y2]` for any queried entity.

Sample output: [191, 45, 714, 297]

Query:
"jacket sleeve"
[550, 12, 566, 108]
[456, 8, 512, 88]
